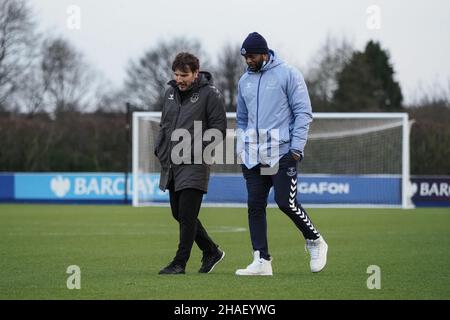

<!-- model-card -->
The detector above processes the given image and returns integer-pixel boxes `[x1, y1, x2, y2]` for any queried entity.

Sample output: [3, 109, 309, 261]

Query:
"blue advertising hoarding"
[0, 174, 14, 200]
[411, 177, 450, 207]
[13, 173, 167, 203]
[4, 172, 401, 205]
[0, 173, 448, 207]
[206, 174, 401, 205]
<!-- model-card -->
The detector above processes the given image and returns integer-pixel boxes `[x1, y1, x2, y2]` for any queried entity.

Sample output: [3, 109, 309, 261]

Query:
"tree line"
[0, 0, 449, 174]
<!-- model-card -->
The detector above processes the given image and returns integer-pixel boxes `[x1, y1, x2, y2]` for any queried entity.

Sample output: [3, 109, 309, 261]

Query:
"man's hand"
[290, 150, 303, 162]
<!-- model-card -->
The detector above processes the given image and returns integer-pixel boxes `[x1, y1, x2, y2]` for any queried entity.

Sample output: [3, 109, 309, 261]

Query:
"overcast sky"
[31, 0, 450, 104]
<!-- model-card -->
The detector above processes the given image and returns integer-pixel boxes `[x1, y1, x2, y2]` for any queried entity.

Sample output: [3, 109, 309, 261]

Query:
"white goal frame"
[132, 112, 413, 209]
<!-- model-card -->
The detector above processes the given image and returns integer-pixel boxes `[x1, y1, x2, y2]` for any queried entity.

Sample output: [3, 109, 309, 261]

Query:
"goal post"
[306, 112, 413, 209]
[132, 112, 413, 208]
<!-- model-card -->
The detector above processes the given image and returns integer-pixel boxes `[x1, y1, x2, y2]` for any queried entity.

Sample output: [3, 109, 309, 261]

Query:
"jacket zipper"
[256, 72, 264, 160]
[168, 92, 182, 170]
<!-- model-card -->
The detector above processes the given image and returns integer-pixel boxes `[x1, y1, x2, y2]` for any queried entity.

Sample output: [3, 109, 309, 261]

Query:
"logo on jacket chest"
[266, 78, 278, 90]
[190, 93, 199, 103]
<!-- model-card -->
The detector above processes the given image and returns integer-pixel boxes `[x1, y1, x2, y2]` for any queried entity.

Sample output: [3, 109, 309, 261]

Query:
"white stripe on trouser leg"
[289, 178, 319, 236]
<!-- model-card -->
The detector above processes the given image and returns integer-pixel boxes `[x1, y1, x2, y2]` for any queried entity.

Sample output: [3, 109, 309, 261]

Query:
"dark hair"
[172, 52, 200, 73]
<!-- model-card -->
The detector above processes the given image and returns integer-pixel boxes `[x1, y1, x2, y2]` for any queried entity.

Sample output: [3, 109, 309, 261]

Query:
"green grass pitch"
[0, 204, 449, 300]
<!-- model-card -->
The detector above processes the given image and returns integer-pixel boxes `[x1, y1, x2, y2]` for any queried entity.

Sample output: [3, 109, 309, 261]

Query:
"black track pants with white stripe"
[242, 152, 320, 260]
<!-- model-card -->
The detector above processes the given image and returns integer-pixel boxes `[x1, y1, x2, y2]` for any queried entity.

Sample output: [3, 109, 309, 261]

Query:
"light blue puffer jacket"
[236, 50, 313, 169]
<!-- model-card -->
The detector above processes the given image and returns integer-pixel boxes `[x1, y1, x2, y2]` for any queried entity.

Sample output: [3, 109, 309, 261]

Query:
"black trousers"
[169, 185, 218, 267]
[242, 152, 321, 260]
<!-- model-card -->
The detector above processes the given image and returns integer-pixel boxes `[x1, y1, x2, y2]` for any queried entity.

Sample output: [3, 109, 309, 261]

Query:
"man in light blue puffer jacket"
[235, 32, 328, 276]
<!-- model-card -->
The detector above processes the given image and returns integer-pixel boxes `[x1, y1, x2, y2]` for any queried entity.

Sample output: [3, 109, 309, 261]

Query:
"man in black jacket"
[155, 52, 227, 275]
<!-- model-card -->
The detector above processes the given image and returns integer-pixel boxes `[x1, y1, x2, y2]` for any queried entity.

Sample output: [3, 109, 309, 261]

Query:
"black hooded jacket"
[155, 71, 227, 193]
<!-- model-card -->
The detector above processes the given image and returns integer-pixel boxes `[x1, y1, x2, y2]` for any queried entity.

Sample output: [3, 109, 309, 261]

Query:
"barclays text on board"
[12, 173, 167, 202]
[410, 177, 450, 207]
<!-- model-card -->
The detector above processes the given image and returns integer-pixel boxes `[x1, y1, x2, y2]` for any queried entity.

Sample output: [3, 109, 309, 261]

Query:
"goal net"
[132, 112, 413, 208]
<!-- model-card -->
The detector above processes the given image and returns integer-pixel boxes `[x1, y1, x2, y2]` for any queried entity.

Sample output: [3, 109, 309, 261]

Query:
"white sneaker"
[235, 250, 273, 276]
[305, 236, 328, 273]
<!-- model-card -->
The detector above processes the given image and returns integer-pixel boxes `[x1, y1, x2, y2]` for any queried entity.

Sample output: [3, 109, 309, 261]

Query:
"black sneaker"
[158, 263, 185, 275]
[198, 248, 225, 273]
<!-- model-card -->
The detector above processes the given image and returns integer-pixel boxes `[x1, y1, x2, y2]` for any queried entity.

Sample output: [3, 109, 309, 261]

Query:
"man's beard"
[249, 59, 265, 72]
[177, 79, 197, 91]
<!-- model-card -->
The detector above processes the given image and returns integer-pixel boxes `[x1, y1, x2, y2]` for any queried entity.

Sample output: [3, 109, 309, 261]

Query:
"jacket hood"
[168, 71, 214, 89]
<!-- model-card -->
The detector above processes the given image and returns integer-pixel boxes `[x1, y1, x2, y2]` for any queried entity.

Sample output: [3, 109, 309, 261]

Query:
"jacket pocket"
[279, 126, 290, 144]
[155, 130, 165, 158]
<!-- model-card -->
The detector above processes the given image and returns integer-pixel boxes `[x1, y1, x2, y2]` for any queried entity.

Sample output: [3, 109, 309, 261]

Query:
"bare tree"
[213, 43, 246, 112]
[0, 0, 38, 110]
[95, 87, 129, 113]
[124, 37, 210, 111]
[305, 35, 353, 111]
[409, 78, 450, 108]
[40, 37, 95, 114]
